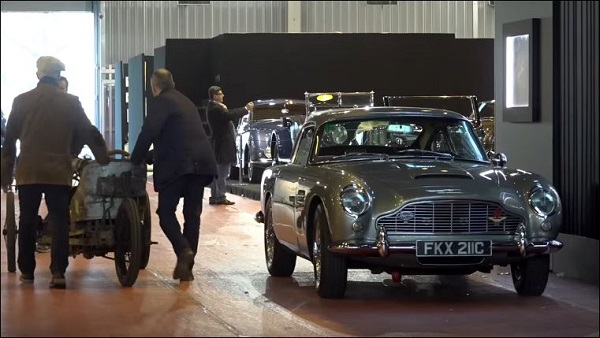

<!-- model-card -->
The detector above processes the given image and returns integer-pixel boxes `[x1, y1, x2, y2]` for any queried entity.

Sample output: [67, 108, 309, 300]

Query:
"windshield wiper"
[330, 152, 389, 160]
[392, 149, 455, 159]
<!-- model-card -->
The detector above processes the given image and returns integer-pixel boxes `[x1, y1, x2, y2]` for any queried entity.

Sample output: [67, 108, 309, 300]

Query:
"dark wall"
[164, 39, 213, 106]
[555, 0, 600, 240]
[209, 33, 494, 108]
[162, 33, 493, 111]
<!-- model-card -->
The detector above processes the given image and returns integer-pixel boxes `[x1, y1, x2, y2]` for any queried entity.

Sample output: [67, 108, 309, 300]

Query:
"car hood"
[318, 159, 539, 212]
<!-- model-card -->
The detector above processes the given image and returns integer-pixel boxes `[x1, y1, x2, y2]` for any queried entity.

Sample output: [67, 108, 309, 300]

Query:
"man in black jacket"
[205, 86, 253, 205]
[131, 68, 217, 282]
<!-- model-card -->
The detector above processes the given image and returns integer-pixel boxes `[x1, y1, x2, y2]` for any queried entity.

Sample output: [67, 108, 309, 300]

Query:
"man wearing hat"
[1, 56, 110, 288]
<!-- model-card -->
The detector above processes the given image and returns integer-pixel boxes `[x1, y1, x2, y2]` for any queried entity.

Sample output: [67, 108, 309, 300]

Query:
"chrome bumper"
[328, 226, 563, 258]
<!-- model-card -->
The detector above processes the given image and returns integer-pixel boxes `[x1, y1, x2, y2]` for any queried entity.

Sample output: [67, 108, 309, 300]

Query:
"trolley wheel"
[139, 192, 152, 269]
[3, 191, 17, 273]
[114, 198, 142, 287]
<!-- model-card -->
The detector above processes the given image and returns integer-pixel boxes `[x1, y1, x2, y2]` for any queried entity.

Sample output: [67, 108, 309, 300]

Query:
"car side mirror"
[488, 151, 507, 168]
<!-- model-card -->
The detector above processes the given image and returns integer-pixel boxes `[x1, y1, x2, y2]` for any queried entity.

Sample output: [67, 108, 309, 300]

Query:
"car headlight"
[340, 185, 371, 216]
[529, 187, 557, 216]
[263, 146, 271, 159]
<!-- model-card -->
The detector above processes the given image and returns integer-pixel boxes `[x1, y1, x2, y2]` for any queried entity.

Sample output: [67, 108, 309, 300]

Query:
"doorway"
[1, 11, 96, 154]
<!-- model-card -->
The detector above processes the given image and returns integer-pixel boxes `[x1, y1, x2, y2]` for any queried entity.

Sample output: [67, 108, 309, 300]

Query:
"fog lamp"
[540, 221, 552, 231]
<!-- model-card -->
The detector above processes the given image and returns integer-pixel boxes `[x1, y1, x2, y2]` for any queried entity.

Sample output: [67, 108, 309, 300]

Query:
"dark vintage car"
[255, 106, 563, 299]
[269, 91, 375, 165]
[474, 99, 495, 152]
[383, 95, 495, 152]
[233, 99, 306, 183]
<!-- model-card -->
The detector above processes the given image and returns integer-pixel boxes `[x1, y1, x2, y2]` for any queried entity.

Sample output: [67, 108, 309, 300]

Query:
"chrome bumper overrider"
[255, 211, 265, 223]
[328, 226, 564, 258]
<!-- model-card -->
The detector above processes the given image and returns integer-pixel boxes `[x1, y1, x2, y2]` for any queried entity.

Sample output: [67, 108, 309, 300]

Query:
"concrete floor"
[1, 182, 598, 337]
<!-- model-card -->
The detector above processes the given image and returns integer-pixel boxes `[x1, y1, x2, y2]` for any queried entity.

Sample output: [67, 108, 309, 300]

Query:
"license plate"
[416, 240, 492, 257]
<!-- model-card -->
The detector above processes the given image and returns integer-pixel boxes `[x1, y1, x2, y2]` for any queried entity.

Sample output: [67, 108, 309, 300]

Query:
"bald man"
[130, 68, 217, 282]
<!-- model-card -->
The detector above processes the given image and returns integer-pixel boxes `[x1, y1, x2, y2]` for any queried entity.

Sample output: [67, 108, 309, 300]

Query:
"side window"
[292, 127, 315, 165]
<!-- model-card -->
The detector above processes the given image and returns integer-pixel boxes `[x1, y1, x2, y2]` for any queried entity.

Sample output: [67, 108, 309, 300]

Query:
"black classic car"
[382, 95, 495, 152]
[233, 99, 306, 183]
[256, 106, 562, 299]
[269, 91, 375, 165]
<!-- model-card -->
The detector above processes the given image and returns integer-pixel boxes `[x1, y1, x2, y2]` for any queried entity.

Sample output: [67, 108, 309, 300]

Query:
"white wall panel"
[102, 1, 288, 64]
[102, 1, 494, 65]
[301, 1, 494, 37]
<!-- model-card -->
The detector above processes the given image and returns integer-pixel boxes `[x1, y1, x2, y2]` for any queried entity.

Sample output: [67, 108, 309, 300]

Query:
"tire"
[114, 198, 142, 287]
[511, 254, 550, 296]
[264, 198, 296, 276]
[4, 191, 17, 273]
[248, 163, 263, 184]
[312, 204, 347, 298]
[138, 193, 152, 270]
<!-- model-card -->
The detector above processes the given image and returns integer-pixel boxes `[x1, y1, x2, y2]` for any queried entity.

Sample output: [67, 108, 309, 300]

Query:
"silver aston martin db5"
[255, 106, 563, 299]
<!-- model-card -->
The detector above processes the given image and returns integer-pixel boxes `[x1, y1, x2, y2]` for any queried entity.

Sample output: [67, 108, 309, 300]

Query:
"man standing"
[130, 68, 217, 282]
[1, 56, 110, 288]
[205, 86, 253, 205]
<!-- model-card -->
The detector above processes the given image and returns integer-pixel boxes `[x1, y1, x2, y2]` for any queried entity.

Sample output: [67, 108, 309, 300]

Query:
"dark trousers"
[157, 174, 213, 257]
[209, 163, 231, 202]
[17, 184, 70, 275]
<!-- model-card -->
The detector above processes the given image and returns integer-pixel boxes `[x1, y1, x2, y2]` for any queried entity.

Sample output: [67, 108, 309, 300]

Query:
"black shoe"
[49, 274, 66, 289]
[20, 273, 34, 283]
[173, 249, 194, 280]
[220, 199, 235, 205]
[179, 271, 195, 282]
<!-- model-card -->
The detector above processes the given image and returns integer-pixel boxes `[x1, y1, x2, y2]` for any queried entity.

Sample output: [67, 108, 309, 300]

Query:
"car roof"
[305, 106, 469, 126]
[252, 98, 306, 108]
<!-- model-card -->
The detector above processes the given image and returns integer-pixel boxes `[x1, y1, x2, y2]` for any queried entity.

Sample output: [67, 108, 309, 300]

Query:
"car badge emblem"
[397, 211, 415, 222]
[488, 208, 506, 224]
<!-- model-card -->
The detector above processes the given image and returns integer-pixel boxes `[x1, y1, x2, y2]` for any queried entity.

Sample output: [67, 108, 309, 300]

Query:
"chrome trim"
[328, 240, 563, 257]
[376, 226, 389, 257]
[377, 200, 523, 234]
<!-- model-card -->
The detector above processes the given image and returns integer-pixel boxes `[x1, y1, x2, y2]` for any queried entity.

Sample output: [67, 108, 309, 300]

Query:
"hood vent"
[414, 173, 473, 180]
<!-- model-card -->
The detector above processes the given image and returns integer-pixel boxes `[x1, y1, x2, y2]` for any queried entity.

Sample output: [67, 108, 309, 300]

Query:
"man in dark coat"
[130, 68, 217, 282]
[205, 85, 253, 205]
[1, 56, 110, 288]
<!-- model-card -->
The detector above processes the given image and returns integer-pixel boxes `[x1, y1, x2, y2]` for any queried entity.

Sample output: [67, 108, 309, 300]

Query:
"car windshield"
[252, 103, 306, 121]
[314, 116, 488, 162]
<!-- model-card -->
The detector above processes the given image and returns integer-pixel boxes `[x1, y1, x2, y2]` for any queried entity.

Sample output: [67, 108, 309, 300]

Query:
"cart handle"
[108, 149, 131, 158]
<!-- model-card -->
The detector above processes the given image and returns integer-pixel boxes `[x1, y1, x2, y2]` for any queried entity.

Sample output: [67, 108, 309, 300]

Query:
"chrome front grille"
[378, 200, 523, 234]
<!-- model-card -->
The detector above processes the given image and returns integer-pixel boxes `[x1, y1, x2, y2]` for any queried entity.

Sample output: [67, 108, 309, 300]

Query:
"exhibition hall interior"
[1, 1, 598, 337]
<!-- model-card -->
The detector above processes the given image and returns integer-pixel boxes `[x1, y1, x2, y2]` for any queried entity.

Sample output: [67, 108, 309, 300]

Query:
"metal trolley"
[2, 150, 152, 287]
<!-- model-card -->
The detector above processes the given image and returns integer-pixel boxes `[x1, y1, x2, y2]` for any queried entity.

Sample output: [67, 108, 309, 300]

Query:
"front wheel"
[312, 204, 347, 298]
[114, 198, 143, 287]
[511, 254, 550, 296]
[3, 191, 17, 273]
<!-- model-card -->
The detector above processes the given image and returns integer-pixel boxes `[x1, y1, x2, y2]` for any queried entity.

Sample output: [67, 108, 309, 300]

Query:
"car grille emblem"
[397, 211, 415, 222]
[488, 208, 507, 224]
